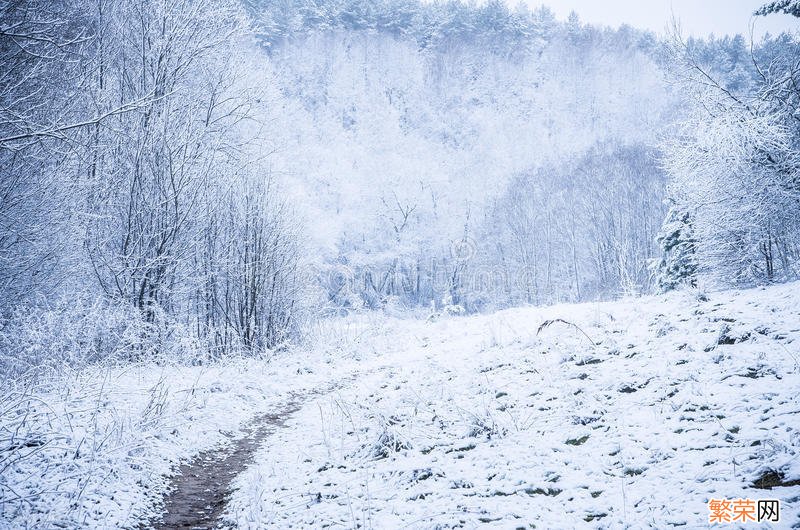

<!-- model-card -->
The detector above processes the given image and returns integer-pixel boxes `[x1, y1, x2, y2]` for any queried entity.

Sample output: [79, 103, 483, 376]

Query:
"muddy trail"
[149, 372, 369, 530]
[151, 396, 304, 529]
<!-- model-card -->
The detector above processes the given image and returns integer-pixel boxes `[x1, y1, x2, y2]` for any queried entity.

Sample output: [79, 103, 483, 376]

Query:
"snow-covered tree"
[1, 0, 306, 362]
[653, 202, 698, 292]
[663, 29, 800, 287]
[756, 0, 800, 17]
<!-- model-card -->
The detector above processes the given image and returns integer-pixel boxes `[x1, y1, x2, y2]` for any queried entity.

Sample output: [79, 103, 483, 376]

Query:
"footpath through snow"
[0, 322, 374, 529]
[1, 283, 799, 528]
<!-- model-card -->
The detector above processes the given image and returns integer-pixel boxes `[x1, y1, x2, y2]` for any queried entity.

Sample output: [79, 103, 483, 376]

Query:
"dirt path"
[150, 370, 372, 530]
[152, 396, 304, 530]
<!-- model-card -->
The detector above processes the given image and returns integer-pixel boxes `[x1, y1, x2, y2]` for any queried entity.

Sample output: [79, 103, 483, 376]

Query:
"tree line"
[1, 0, 798, 374]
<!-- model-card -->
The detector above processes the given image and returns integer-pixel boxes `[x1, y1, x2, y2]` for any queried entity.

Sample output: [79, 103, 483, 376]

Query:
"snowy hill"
[224, 283, 800, 528]
[2, 283, 799, 528]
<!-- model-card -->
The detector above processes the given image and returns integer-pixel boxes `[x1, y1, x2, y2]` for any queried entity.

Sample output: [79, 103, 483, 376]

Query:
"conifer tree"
[653, 202, 698, 292]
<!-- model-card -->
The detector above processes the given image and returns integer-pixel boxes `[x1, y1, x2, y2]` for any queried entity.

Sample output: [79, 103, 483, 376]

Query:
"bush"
[0, 296, 209, 380]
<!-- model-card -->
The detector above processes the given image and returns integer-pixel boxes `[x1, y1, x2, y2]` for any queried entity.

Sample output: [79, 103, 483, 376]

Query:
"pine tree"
[653, 203, 698, 292]
[756, 0, 800, 17]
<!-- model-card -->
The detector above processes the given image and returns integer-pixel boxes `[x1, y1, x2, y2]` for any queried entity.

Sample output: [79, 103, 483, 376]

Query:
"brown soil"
[751, 469, 800, 490]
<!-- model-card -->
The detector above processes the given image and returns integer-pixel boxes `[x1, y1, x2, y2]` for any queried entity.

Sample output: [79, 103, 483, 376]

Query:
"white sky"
[518, 0, 799, 38]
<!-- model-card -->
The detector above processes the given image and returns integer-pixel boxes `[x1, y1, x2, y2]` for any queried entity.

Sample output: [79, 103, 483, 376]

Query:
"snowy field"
[0, 320, 376, 529]
[2, 283, 799, 529]
[225, 283, 800, 529]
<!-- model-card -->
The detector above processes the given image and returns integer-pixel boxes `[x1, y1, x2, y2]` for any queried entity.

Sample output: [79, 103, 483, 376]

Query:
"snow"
[0, 346, 366, 528]
[224, 283, 800, 528]
[2, 283, 799, 529]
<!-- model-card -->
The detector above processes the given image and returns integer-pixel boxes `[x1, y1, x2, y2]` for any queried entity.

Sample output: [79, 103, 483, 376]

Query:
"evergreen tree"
[756, 0, 800, 17]
[653, 202, 698, 292]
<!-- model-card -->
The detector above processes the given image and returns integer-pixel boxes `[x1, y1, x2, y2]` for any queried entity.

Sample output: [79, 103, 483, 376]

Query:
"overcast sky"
[520, 0, 799, 38]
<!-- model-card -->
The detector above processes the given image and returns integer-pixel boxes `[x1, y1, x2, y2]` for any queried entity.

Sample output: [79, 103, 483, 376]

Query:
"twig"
[536, 318, 598, 346]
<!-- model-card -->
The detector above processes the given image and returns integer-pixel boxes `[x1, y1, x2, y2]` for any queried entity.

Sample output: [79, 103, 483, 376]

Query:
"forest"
[2, 0, 797, 374]
[1, 1, 799, 527]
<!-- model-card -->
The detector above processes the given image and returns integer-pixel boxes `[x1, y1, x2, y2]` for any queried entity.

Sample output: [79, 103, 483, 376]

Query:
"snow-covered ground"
[225, 284, 800, 528]
[0, 317, 379, 529]
[2, 284, 799, 529]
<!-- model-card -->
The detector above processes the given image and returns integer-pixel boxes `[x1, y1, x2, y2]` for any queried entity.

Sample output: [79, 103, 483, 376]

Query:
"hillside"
[2, 283, 798, 528]
[225, 283, 800, 528]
